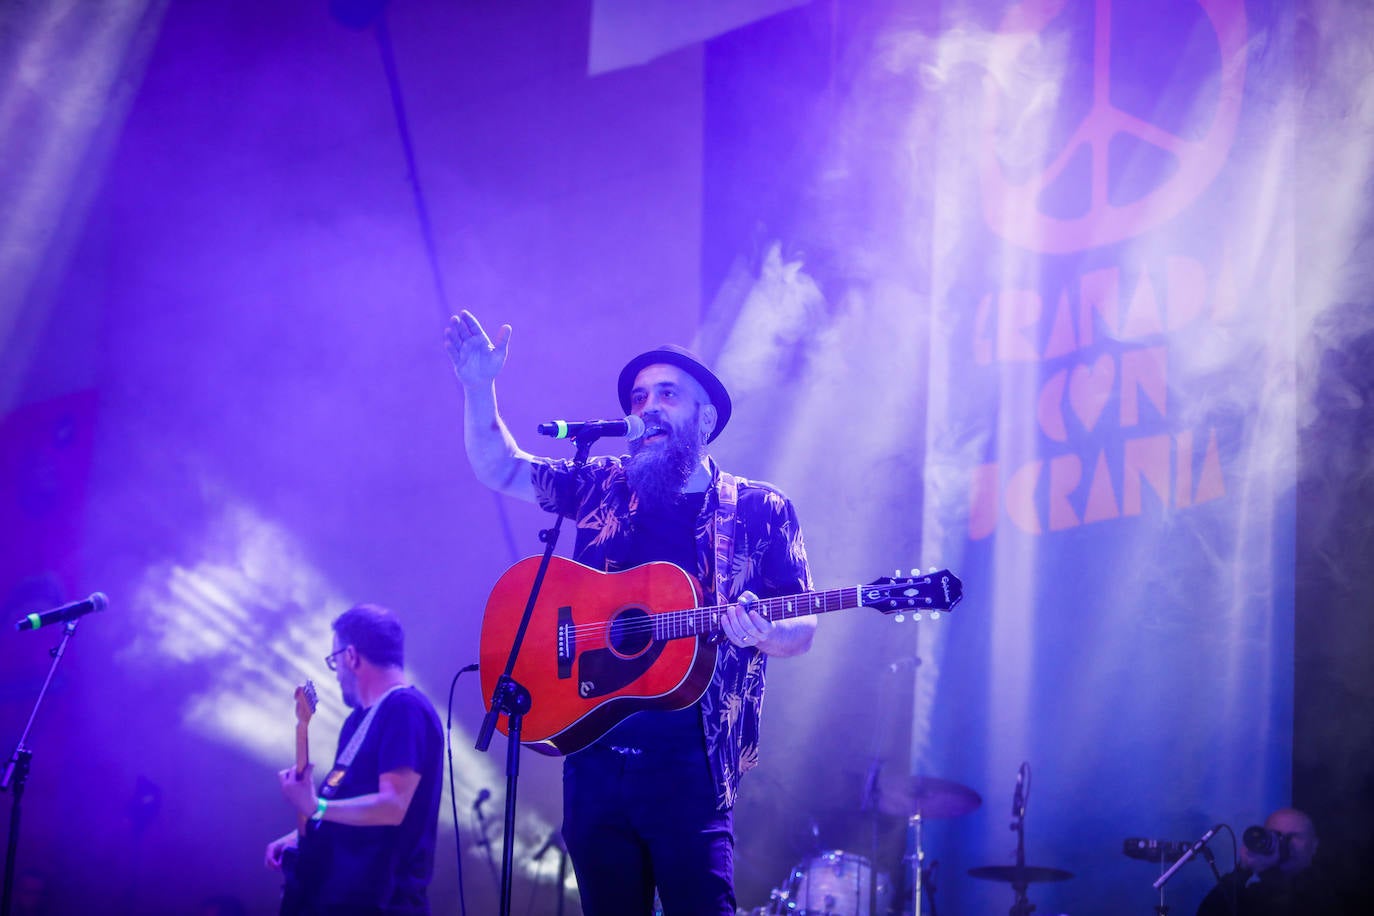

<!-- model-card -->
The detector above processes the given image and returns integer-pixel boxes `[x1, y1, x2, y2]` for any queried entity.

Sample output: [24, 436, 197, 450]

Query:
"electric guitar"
[280, 680, 318, 916]
[479, 556, 962, 755]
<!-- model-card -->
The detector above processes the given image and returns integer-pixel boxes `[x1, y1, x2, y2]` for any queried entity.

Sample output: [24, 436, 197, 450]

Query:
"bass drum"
[773, 850, 891, 916]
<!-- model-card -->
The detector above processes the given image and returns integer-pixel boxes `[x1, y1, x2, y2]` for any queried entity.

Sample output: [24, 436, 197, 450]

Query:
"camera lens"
[1242, 826, 1290, 862]
[1243, 825, 1277, 855]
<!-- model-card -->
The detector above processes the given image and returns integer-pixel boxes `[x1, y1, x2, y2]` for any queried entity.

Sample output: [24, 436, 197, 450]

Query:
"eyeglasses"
[324, 647, 349, 671]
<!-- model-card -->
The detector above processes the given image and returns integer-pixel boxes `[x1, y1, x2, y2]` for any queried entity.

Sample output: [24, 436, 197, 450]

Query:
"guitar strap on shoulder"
[712, 470, 739, 604]
[321, 684, 409, 797]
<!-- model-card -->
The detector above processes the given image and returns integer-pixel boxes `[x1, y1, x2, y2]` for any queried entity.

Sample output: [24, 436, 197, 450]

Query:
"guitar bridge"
[557, 605, 573, 680]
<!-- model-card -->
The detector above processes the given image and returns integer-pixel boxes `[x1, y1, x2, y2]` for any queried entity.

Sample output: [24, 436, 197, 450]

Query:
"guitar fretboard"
[651, 587, 861, 640]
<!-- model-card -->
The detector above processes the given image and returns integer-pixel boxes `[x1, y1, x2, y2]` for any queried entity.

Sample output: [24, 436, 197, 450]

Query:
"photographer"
[1195, 808, 1344, 915]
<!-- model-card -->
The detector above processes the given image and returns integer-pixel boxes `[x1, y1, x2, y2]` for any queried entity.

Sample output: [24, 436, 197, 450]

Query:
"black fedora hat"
[617, 345, 732, 443]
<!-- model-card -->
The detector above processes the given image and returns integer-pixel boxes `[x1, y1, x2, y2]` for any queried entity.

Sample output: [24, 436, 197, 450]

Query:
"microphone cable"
[447, 662, 481, 916]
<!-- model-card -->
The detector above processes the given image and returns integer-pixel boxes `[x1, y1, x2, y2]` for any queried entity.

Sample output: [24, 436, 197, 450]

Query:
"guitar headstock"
[294, 680, 318, 726]
[861, 569, 963, 616]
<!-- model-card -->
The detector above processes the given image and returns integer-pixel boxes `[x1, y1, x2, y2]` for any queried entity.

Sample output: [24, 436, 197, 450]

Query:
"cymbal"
[877, 775, 982, 819]
[967, 865, 1074, 884]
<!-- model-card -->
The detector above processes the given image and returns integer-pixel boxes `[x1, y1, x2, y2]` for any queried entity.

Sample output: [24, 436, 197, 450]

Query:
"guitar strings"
[561, 587, 865, 640]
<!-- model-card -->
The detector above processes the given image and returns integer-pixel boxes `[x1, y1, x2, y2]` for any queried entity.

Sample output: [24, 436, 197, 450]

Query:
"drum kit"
[748, 763, 1072, 916]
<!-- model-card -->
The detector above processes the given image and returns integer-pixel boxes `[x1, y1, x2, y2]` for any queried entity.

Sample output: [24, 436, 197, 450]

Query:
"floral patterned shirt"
[530, 454, 812, 808]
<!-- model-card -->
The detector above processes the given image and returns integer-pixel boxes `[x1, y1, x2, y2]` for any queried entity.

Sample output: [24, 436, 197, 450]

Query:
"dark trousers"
[561, 746, 735, 916]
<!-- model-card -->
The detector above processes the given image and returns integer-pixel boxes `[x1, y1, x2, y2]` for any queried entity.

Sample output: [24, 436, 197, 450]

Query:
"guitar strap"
[320, 684, 408, 798]
[711, 469, 739, 605]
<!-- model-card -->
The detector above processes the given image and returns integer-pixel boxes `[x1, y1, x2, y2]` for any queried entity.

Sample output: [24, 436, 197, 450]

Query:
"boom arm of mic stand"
[1153, 826, 1221, 891]
[475, 436, 592, 916]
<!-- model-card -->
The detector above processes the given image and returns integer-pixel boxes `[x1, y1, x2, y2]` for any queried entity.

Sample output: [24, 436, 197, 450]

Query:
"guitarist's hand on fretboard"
[719, 591, 770, 648]
[280, 764, 320, 820]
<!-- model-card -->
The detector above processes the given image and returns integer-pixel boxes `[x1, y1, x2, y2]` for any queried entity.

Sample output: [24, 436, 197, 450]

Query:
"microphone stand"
[1151, 823, 1222, 915]
[474, 432, 596, 916]
[2, 619, 83, 916]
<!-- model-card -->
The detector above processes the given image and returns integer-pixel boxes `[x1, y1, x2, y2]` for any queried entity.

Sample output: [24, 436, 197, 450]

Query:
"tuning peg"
[913, 611, 923, 621]
[931, 611, 942, 621]
[910, 568, 920, 576]
[893, 613, 905, 623]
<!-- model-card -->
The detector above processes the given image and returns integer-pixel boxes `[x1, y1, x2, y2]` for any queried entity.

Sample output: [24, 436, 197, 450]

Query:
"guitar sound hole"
[607, 607, 653, 657]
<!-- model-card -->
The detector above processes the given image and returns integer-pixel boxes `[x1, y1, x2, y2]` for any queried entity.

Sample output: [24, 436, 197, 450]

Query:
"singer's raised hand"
[445, 310, 512, 387]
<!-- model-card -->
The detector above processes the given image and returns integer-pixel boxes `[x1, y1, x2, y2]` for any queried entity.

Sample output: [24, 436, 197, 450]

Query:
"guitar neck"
[653, 586, 862, 641]
[294, 721, 311, 835]
[295, 722, 310, 777]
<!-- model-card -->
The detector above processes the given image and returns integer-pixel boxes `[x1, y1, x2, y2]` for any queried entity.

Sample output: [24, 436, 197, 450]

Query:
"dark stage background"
[2, 1, 1371, 914]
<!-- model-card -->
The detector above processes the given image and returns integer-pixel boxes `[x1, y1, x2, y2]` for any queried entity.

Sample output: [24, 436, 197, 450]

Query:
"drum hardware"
[771, 849, 891, 916]
[1138, 825, 1226, 915]
[868, 608, 980, 916]
[879, 775, 983, 820]
[1122, 837, 1196, 864]
[884, 775, 981, 916]
[967, 762, 1073, 916]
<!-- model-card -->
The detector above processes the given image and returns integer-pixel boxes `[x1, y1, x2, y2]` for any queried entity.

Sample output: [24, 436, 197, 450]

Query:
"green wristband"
[311, 797, 327, 821]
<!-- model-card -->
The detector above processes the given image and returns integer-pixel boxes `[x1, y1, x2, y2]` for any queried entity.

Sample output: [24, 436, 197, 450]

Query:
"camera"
[1242, 825, 1291, 863]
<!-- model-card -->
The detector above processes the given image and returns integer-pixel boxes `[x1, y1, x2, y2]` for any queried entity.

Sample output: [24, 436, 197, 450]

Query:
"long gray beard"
[626, 434, 700, 507]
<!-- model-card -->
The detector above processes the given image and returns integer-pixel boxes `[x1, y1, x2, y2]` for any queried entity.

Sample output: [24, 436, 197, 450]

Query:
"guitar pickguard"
[576, 641, 666, 698]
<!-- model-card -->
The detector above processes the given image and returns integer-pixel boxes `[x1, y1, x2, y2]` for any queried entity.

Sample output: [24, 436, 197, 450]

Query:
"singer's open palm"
[445, 310, 511, 387]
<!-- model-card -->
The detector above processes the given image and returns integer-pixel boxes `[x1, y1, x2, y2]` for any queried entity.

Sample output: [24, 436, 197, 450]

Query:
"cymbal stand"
[897, 596, 927, 916]
[1008, 762, 1033, 916]
[895, 598, 939, 916]
[908, 811, 926, 916]
[1151, 850, 1168, 915]
[859, 755, 883, 916]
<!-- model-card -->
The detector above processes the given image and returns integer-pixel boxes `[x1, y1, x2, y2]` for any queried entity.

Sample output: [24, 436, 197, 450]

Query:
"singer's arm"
[444, 311, 537, 502]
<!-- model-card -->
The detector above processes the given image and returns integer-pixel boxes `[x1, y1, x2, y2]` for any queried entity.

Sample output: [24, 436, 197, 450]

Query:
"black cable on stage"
[447, 663, 480, 916]
[332, 3, 522, 565]
[371, 13, 451, 325]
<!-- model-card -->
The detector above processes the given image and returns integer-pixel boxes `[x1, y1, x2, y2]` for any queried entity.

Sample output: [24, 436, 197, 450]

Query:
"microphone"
[1152, 824, 1223, 890]
[537, 415, 645, 440]
[15, 593, 108, 631]
[1012, 763, 1027, 820]
[472, 787, 491, 814]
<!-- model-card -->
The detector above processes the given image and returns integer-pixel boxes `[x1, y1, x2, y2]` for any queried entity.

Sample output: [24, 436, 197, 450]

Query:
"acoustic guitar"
[479, 557, 962, 755]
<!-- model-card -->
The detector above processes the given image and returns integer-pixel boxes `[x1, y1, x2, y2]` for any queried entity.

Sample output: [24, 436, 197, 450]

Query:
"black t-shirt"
[593, 491, 708, 755]
[1196, 865, 1348, 916]
[313, 686, 443, 915]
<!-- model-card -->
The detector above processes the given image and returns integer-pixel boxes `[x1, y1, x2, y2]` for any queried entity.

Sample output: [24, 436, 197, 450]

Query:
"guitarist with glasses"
[445, 311, 816, 916]
[265, 604, 443, 916]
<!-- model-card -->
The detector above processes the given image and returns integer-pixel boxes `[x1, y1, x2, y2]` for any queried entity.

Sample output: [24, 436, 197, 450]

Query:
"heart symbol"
[1068, 354, 1114, 432]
